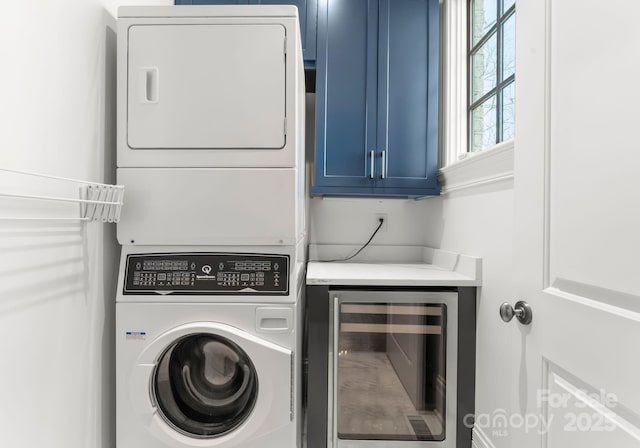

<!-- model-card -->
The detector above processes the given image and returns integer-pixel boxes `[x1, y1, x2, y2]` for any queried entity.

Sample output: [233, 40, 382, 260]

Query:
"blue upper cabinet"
[312, 0, 440, 197]
[175, 0, 317, 63]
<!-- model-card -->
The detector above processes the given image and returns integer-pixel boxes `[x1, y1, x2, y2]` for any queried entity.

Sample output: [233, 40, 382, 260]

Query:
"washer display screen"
[123, 252, 289, 295]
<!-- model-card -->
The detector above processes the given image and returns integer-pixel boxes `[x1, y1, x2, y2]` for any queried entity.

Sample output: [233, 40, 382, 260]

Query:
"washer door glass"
[153, 333, 258, 437]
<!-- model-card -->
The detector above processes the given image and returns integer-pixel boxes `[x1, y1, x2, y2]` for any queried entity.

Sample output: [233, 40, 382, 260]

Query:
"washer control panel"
[123, 253, 289, 295]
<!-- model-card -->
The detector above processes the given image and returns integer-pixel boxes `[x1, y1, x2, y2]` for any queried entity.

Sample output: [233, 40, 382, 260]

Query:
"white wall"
[0, 1, 168, 447]
[309, 196, 428, 246]
[420, 181, 514, 448]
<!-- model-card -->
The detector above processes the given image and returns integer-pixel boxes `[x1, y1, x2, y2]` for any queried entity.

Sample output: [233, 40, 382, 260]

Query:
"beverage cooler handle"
[140, 67, 159, 103]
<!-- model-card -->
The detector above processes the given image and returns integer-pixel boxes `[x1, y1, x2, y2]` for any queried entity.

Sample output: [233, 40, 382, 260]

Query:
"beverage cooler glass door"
[328, 291, 458, 448]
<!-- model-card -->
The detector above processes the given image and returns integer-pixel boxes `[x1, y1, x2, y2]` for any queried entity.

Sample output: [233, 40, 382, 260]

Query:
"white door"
[127, 24, 286, 150]
[511, 1, 640, 447]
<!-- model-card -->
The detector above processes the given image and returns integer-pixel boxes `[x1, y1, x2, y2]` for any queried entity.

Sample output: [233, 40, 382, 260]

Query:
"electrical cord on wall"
[315, 218, 384, 263]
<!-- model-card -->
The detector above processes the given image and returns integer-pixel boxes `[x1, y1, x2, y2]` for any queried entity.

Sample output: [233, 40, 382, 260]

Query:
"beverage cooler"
[305, 287, 477, 448]
[326, 291, 457, 448]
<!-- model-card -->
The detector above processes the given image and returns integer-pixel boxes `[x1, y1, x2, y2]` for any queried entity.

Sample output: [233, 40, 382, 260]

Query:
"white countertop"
[306, 246, 482, 287]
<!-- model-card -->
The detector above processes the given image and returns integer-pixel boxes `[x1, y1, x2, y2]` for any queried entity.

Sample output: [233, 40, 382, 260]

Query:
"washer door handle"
[129, 363, 156, 414]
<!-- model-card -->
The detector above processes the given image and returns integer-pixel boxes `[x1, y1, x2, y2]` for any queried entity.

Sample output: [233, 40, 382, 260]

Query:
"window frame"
[468, 0, 516, 152]
[437, 0, 515, 194]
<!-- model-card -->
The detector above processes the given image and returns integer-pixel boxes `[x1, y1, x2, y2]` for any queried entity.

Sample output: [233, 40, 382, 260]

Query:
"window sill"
[438, 140, 514, 194]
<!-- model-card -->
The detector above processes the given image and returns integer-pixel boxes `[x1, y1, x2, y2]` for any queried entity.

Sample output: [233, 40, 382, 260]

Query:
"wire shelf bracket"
[0, 168, 124, 223]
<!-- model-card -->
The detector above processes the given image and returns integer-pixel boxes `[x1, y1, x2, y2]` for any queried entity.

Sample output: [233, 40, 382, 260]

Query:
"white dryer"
[117, 5, 305, 169]
[116, 6, 306, 248]
[116, 248, 303, 448]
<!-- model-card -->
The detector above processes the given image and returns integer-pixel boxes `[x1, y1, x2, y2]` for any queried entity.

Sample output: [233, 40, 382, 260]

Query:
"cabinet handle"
[381, 151, 387, 179]
[370, 150, 375, 179]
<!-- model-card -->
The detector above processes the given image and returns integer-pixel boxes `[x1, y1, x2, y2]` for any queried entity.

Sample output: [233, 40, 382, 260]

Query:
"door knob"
[500, 301, 533, 325]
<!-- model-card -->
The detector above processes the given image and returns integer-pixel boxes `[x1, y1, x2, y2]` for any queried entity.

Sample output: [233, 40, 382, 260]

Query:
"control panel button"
[125, 253, 289, 294]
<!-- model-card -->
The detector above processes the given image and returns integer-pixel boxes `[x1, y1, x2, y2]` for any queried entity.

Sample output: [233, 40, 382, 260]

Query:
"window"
[437, 0, 516, 193]
[468, 0, 515, 153]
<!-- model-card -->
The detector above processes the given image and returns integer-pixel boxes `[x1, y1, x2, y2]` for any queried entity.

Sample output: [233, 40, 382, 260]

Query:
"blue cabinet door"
[376, 0, 439, 194]
[312, 0, 379, 194]
[251, 0, 317, 61]
[312, 0, 439, 197]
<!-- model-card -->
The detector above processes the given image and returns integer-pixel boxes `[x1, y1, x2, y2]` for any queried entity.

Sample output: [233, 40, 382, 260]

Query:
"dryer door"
[153, 333, 258, 437]
[127, 24, 286, 151]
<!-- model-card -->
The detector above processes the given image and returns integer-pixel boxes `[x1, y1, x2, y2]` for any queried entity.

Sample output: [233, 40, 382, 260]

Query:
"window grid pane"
[471, 32, 498, 103]
[468, 0, 515, 152]
[470, 95, 497, 152]
[501, 81, 515, 141]
[501, 13, 515, 80]
[502, 0, 515, 14]
[470, 0, 497, 46]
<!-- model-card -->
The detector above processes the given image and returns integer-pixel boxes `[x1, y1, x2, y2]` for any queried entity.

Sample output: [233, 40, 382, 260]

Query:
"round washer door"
[153, 333, 258, 438]
[129, 321, 293, 447]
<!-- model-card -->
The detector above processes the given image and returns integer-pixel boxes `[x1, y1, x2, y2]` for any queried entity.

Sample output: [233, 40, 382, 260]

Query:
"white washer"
[116, 248, 304, 448]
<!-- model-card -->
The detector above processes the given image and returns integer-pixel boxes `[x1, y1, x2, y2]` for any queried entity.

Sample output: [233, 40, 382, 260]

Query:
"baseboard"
[472, 426, 497, 448]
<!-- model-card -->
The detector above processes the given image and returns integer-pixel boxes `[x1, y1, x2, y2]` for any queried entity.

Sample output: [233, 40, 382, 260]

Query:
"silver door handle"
[381, 151, 387, 179]
[370, 150, 375, 179]
[500, 301, 533, 325]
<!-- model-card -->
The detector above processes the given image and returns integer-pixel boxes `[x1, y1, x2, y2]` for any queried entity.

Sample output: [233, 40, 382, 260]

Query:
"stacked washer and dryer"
[114, 6, 306, 448]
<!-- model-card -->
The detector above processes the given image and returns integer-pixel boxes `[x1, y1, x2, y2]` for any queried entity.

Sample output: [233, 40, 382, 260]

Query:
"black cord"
[319, 218, 384, 263]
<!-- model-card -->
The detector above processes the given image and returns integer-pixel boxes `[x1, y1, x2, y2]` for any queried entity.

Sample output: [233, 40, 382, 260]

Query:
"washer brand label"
[126, 331, 146, 341]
